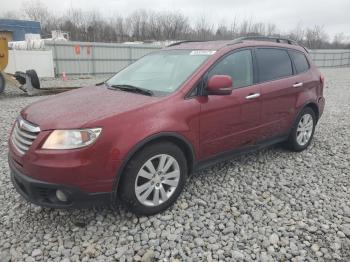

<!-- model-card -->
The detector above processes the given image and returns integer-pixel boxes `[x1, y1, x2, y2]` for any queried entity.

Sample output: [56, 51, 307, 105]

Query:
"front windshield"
[106, 50, 212, 96]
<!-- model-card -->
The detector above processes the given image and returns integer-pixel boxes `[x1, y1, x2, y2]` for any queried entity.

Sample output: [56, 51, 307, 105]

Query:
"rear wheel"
[286, 107, 316, 151]
[0, 72, 5, 94]
[119, 142, 187, 215]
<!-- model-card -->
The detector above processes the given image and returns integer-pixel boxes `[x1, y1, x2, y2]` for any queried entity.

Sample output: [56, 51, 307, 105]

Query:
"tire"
[0, 72, 5, 94]
[119, 141, 187, 216]
[14, 72, 26, 85]
[286, 107, 316, 152]
[26, 69, 40, 89]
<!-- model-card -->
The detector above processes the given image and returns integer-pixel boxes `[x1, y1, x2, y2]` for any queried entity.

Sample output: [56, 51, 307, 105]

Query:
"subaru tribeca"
[8, 37, 325, 215]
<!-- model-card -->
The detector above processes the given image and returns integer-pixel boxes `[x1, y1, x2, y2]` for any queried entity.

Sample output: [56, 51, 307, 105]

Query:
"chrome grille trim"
[11, 117, 40, 155]
[13, 128, 33, 145]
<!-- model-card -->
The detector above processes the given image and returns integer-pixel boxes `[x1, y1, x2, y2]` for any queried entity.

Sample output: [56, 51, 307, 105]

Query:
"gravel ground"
[0, 68, 349, 261]
[40, 76, 107, 89]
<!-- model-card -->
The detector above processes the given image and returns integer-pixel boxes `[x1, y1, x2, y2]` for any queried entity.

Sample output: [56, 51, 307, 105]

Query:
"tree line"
[2, 0, 349, 49]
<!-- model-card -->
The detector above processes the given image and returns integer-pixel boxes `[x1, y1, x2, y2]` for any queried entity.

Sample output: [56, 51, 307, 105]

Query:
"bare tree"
[1, 11, 21, 19]
[251, 22, 266, 36]
[194, 15, 214, 40]
[333, 33, 345, 48]
[304, 25, 329, 49]
[3, 1, 349, 48]
[148, 12, 162, 40]
[266, 23, 277, 36]
[111, 16, 127, 42]
[22, 0, 50, 26]
[216, 24, 229, 40]
[289, 22, 305, 42]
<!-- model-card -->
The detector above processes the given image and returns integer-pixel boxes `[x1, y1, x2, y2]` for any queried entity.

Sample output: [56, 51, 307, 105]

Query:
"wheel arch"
[286, 100, 320, 140]
[112, 132, 196, 198]
[305, 102, 320, 122]
[296, 100, 320, 123]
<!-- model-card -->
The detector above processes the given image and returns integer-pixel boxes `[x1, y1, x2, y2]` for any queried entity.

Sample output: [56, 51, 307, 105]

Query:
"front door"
[198, 49, 262, 159]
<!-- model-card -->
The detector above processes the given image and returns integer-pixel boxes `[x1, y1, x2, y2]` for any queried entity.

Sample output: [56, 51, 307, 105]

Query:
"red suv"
[8, 37, 325, 215]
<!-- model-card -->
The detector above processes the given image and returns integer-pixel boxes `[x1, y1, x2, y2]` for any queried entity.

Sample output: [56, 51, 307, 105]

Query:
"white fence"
[45, 41, 160, 77]
[45, 42, 350, 76]
[5, 50, 55, 78]
[5, 41, 350, 78]
[309, 49, 350, 68]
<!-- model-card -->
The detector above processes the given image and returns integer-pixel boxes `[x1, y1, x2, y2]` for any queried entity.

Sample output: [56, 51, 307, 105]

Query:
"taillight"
[320, 74, 325, 86]
[319, 74, 325, 95]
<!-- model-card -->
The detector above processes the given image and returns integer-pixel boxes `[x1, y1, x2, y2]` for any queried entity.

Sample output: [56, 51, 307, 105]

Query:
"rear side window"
[256, 48, 293, 82]
[289, 50, 310, 74]
[208, 49, 253, 88]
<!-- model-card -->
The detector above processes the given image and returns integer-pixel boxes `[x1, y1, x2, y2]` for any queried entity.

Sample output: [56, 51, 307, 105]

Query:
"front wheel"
[286, 107, 316, 151]
[119, 142, 187, 215]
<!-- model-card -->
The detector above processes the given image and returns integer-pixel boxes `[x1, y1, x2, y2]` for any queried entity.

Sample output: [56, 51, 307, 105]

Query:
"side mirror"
[206, 75, 233, 96]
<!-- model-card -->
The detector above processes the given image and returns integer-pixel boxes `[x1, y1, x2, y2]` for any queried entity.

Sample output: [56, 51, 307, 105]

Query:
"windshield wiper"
[96, 81, 106, 86]
[108, 84, 154, 96]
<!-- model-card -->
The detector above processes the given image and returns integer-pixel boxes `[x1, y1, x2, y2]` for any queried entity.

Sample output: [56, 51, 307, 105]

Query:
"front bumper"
[9, 156, 111, 208]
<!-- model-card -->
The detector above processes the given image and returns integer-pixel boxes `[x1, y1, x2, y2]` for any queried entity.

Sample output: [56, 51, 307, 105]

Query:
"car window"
[256, 48, 293, 82]
[106, 50, 211, 96]
[289, 50, 310, 74]
[208, 50, 253, 88]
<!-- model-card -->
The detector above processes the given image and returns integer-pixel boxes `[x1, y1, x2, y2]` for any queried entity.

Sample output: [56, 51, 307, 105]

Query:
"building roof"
[0, 19, 41, 27]
[0, 19, 41, 41]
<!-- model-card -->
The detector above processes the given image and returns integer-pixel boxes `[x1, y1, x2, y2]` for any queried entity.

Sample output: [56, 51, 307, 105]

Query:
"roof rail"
[229, 36, 309, 53]
[167, 40, 204, 47]
[232, 36, 299, 45]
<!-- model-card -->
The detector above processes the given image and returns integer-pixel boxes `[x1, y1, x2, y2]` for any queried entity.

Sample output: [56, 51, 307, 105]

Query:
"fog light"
[56, 190, 68, 202]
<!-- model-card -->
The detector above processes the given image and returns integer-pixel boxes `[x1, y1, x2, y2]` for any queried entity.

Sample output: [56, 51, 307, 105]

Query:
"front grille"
[11, 117, 40, 155]
[36, 187, 51, 201]
[14, 175, 28, 195]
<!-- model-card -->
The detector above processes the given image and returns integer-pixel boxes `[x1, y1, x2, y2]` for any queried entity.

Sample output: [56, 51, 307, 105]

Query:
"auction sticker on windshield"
[190, 50, 216, 55]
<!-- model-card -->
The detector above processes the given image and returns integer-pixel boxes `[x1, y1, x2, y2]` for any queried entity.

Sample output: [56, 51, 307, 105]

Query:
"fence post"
[128, 46, 132, 65]
[323, 52, 326, 68]
[340, 52, 344, 67]
[53, 41, 59, 78]
[91, 43, 96, 76]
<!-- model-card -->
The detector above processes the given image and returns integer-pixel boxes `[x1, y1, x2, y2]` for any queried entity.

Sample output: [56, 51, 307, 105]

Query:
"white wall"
[5, 50, 55, 78]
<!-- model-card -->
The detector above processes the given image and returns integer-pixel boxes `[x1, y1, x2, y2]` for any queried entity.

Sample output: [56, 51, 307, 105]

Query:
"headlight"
[42, 128, 102, 150]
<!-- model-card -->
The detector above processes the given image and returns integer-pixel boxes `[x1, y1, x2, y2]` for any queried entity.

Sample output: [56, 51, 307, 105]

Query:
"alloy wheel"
[296, 113, 314, 146]
[134, 154, 180, 207]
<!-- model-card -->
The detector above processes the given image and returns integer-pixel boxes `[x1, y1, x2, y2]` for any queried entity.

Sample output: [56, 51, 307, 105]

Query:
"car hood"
[21, 85, 159, 130]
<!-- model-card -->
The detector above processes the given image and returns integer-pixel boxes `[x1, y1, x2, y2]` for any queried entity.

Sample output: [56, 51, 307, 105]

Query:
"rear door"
[254, 47, 301, 140]
[288, 49, 314, 94]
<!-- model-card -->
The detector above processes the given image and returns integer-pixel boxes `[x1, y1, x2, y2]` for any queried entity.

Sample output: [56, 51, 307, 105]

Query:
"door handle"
[245, 93, 260, 100]
[293, 82, 303, 88]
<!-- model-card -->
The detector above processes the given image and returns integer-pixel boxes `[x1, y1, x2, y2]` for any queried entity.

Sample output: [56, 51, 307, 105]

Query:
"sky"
[2, 0, 350, 39]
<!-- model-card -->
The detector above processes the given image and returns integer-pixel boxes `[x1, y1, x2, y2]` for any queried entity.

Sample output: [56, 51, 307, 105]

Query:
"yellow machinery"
[0, 37, 39, 95]
[0, 37, 77, 95]
[0, 37, 8, 93]
[0, 37, 8, 70]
